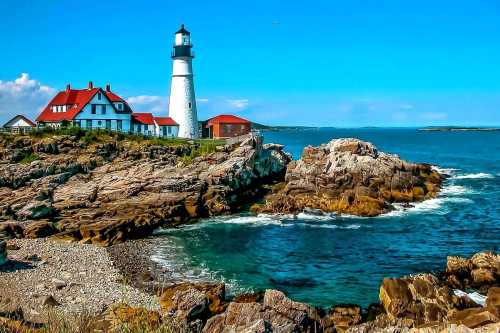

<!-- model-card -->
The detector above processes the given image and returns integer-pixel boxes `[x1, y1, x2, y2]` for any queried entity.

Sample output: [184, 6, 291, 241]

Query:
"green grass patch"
[19, 152, 40, 164]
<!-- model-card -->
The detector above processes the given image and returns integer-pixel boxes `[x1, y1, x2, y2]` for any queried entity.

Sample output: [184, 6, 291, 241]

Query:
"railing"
[225, 130, 262, 146]
[0, 127, 34, 134]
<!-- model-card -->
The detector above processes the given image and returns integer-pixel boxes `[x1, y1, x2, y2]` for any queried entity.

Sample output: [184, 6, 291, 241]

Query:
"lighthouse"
[168, 24, 198, 139]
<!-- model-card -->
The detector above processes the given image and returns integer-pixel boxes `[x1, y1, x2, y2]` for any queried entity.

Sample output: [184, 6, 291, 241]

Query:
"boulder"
[163, 287, 209, 324]
[203, 289, 320, 333]
[160, 282, 226, 317]
[379, 274, 466, 326]
[448, 308, 498, 329]
[322, 305, 362, 333]
[486, 287, 500, 317]
[253, 138, 442, 217]
[445, 252, 499, 291]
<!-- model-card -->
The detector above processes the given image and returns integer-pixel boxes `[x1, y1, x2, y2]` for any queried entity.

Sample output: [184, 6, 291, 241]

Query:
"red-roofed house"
[37, 81, 133, 132]
[131, 113, 179, 137]
[154, 117, 179, 137]
[205, 114, 251, 138]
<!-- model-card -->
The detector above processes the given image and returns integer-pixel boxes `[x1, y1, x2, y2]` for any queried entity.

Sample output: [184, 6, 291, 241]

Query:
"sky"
[1, 0, 500, 127]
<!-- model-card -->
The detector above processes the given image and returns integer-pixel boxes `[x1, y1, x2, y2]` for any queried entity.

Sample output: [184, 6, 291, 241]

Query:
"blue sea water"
[152, 128, 500, 308]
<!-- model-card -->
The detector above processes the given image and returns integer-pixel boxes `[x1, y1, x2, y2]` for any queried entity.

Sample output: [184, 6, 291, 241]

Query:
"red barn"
[206, 115, 251, 139]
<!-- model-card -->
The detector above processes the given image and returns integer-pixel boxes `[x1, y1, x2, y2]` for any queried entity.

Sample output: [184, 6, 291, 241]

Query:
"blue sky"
[1, 0, 499, 127]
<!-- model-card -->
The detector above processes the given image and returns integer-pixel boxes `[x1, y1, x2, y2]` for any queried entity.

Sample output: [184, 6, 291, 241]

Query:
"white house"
[131, 113, 179, 137]
[2, 115, 36, 133]
[37, 81, 132, 132]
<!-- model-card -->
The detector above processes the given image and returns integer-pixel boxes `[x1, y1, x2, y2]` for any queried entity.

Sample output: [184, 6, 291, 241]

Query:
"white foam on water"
[440, 185, 470, 196]
[296, 212, 337, 221]
[381, 189, 474, 218]
[452, 173, 494, 180]
[432, 166, 459, 175]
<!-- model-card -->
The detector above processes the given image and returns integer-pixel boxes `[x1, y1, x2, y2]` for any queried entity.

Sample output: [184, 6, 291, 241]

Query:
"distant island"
[252, 122, 317, 131]
[418, 126, 500, 132]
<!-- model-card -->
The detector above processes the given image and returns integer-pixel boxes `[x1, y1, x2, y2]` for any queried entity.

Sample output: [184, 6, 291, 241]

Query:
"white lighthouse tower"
[168, 24, 198, 139]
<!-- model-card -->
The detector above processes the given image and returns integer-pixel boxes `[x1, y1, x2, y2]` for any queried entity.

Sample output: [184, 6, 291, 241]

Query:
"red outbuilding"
[205, 115, 251, 139]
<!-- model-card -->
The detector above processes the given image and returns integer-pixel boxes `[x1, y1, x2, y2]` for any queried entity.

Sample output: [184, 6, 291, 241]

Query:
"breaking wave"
[452, 173, 494, 180]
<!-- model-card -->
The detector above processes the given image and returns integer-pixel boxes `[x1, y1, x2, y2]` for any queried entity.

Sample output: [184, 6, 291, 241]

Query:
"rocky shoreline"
[1, 236, 498, 332]
[0, 132, 290, 246]
[4, 132, 499, 332]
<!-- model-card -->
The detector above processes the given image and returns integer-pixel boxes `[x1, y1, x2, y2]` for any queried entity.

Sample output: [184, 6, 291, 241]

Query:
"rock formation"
[0, 133, 291, 246]
[253, 138, 443, 216]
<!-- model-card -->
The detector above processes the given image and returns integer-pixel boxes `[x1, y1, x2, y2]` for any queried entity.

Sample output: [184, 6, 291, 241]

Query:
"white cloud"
[197, 98, 209, 103]
[126, 95, 168, 114]
[0, 73, 56, 123]
[226, 99, 249, 110]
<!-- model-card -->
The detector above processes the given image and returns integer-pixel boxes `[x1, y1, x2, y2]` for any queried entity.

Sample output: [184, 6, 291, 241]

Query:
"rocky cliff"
[0, 133, 290, 246]
[253, 138, 443, 216]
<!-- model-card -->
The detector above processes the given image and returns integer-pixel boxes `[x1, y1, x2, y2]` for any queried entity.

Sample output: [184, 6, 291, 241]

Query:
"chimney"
[105, 84, 111, 92]
[88, 81, 93, 90]
[66, 84, 71, 92]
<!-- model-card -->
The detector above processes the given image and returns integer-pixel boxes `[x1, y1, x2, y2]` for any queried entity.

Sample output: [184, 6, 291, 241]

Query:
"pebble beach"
[0, 238, 158, 323]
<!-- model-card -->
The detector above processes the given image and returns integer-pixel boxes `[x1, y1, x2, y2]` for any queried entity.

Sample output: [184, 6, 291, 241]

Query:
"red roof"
[131, 113, 155, 125]
[37, 86, 128, 122]
[206, 114, 251, 126]
[154, 117, 178, 126]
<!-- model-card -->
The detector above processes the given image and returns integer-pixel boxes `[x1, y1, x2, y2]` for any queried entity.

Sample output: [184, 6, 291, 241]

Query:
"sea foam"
[452, 173, 494, 180]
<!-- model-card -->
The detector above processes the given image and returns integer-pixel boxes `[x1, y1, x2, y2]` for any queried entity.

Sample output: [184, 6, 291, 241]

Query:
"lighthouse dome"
[175, 24, 191, 46]
[176, 24, 190, 35]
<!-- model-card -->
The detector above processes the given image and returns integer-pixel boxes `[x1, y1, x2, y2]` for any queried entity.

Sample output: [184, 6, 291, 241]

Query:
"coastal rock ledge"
[253, 138, 443, 217]
[0, 133, 291, 246]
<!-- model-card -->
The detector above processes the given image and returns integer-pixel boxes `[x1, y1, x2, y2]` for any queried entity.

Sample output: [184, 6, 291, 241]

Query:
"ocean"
[151, 128, 500, 308]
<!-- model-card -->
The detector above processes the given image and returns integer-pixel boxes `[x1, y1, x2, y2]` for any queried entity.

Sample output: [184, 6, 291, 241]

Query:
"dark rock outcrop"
[253, 138, 442, 216]
[0, 134, 291, 246]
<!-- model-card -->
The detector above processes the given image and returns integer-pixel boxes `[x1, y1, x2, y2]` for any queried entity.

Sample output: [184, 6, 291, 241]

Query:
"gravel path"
[0, 238, 158, 322]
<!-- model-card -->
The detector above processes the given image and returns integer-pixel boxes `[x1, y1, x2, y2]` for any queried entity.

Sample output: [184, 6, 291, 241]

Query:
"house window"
[75, 121, 81, 127]
[97, 120, 102, 126]
[167, 126, 172, 134]
[137, 124, 142, 132]
[91, 105, 97, 114]
[98, 92, 102, 100]
[106, 120, 111, 130]
[86, 120, 92, 128]
[101, 105, 106, 114]
[117, 120, 122, 131]
[117, 103, 123, 110]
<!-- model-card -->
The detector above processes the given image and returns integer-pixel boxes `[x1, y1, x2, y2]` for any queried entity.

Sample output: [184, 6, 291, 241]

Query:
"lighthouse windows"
[188, 102, 192, 109]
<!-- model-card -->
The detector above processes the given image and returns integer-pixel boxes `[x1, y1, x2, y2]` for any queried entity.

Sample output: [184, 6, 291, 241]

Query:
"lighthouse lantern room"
[168, 24, 198, 138]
